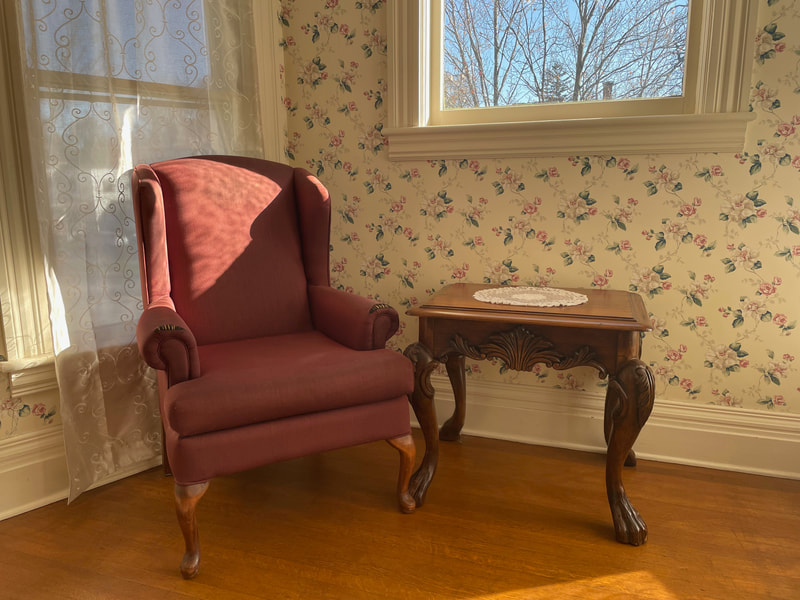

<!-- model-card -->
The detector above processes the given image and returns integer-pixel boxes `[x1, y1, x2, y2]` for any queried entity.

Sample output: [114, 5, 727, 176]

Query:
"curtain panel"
[13, 0, 264, 501]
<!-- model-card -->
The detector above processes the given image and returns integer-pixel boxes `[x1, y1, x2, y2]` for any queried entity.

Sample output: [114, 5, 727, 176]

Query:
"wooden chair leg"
[174, 481, 209, 579]
[387, 433, 416, 514]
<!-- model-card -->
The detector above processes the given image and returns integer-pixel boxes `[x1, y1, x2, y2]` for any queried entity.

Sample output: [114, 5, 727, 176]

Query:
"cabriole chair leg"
[387, 433, 416, 514]
[174, 481, 209, 579]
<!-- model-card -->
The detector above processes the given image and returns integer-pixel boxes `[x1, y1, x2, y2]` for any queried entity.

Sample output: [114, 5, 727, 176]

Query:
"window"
[0, 0, 282, 393]
[386, 0, 759, 159]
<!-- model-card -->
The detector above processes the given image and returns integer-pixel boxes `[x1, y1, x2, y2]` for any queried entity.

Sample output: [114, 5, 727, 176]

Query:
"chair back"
[133, 156, 329, 346]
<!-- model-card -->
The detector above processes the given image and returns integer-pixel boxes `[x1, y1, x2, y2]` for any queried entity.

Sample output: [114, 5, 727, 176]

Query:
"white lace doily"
[473, 286, 588, 307]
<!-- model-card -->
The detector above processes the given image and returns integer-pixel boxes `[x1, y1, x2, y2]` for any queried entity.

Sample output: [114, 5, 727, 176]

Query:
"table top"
[407, 283, 651, 331]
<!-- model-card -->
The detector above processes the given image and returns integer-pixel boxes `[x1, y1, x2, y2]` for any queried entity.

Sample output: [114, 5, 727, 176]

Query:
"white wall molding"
[417, 375, 800, 480]
[0, 425, 162, 521]
[0, 426, 68, 520]
[4, 372, 798, 522]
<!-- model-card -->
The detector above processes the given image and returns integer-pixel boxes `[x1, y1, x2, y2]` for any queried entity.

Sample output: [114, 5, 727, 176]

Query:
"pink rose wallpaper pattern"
[280, 0, 800, 414]
[4, 0, 798, 441]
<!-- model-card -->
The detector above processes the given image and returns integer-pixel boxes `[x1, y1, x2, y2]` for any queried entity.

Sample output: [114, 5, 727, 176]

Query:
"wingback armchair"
[132, 156, 416, 579]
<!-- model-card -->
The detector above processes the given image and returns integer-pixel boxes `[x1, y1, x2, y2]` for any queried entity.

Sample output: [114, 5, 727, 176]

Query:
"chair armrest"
[308, 285, 399, 350]
[136, 303, 201, 385]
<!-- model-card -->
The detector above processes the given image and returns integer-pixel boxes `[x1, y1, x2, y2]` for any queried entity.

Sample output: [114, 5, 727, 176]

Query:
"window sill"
[385, 111, 755, 160]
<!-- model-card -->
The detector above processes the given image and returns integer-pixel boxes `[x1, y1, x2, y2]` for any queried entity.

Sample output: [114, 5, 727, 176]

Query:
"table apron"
[420, 317, 642, 377]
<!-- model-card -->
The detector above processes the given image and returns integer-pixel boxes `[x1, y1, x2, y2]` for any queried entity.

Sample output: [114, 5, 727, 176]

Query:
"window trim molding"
[0, 1, 56, 392]
[253, 0, 286, 163]
[386, 0, 759, 159]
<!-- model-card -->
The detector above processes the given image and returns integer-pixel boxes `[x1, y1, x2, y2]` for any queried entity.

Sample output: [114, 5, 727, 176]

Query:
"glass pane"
[442, 0, 689, 109]
[22, 0, 210, 87]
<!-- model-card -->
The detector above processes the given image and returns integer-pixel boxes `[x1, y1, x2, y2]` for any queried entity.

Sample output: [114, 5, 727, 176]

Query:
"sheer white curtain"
[14, 0, 264, 500]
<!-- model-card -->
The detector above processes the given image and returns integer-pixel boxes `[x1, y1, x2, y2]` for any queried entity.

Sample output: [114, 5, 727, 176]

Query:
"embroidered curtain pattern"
[15, 0, 263, 500]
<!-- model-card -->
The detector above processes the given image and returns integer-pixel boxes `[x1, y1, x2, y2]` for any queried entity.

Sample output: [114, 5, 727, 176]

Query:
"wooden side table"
[404, 283, 654, 545]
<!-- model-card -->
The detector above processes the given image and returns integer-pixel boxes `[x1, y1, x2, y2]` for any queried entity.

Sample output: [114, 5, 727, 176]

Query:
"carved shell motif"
[447, 326, 608, 378]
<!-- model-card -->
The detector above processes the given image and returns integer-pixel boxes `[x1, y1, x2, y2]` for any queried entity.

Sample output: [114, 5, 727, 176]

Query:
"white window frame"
[386, 0, 759, 159]
[253, 0, 287, 163]
[0, 1, 57, 396]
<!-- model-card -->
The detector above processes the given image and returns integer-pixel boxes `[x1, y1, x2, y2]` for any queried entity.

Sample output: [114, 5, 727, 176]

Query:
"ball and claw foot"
[610, 489, 648, 546]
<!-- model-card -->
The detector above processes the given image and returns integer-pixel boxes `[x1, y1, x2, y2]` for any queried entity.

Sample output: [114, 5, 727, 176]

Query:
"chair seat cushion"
[164, 331, 413, 437]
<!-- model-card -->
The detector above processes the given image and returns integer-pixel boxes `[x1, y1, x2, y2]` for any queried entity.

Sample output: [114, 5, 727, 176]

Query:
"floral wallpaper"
[2, 0, 795, 445]
[279, 0, 800, 414]
[0, 372, 59, 439]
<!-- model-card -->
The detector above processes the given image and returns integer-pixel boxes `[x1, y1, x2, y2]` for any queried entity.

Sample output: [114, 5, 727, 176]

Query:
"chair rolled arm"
[137, 304, 201, 385]
[308, 285, 399, 350]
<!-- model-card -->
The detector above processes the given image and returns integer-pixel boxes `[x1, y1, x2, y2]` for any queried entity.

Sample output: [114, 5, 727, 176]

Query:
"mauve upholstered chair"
[132, 156, 416, 579]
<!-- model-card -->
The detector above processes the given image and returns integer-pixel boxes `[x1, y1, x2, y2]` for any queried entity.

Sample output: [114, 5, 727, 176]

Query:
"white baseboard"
[0, 426, 162, 521]
[416, 375, 800, 480]
[4, 375, 798, 522]
[0, 427, 69, 520]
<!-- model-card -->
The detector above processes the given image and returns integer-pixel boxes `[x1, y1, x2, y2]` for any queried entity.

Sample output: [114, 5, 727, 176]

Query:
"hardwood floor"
[1, 432, 798, 599]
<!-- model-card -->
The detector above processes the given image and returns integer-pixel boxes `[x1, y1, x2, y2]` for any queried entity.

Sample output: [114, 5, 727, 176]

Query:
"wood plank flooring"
[1, 432, 798, 599]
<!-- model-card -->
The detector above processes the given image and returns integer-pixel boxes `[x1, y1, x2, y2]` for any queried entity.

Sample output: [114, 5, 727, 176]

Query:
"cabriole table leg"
[604, 358, 655, 545]
[439, 352, 466, 441]
[404, 342, 440, 507]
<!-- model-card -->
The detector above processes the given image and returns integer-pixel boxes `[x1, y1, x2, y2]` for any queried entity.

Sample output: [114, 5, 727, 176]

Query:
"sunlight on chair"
[470, 571, 677, 600]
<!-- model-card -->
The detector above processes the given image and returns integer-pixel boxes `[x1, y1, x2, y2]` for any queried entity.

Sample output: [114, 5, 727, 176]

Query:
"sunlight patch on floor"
[469, 571, 677, 600]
